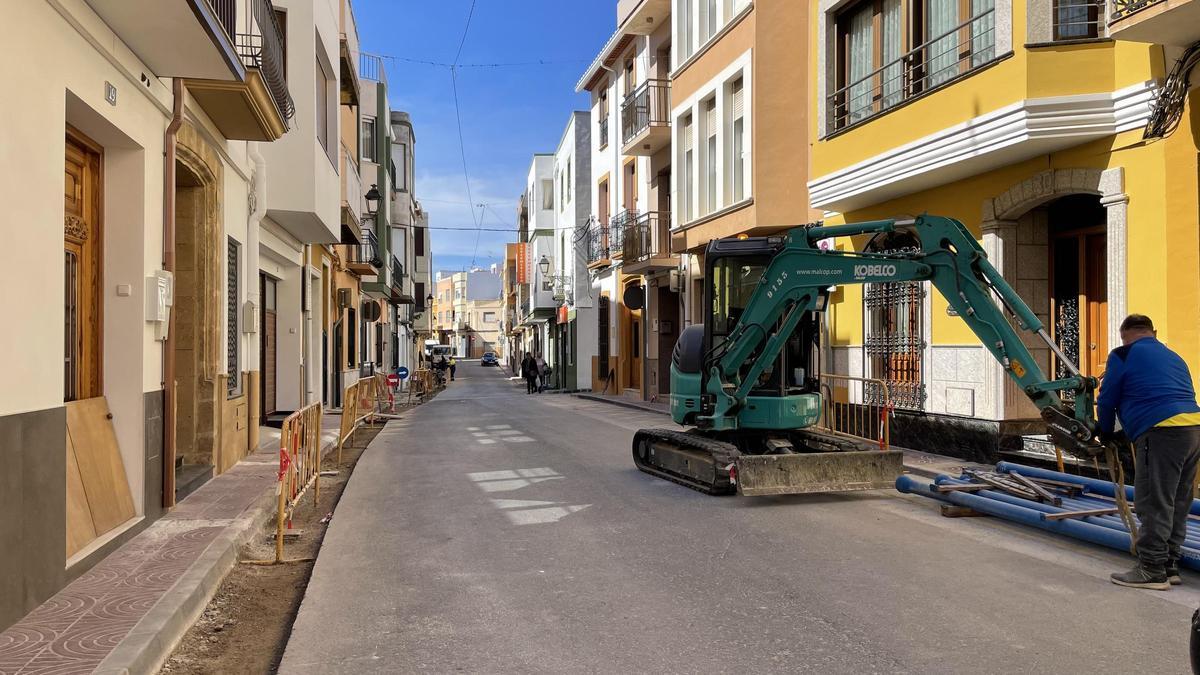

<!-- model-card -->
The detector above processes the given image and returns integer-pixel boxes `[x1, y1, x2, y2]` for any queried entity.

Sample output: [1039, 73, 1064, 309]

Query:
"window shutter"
[705, 99, 717, 136]
[682, 116, 694, 149]
[731, 80, 744, 120]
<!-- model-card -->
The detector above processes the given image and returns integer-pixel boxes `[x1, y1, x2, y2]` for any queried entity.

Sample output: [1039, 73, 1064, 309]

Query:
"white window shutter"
[731, 80, 744, 120]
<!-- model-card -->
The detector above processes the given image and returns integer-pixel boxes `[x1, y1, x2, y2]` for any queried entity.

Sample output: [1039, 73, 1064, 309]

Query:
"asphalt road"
[280, 363, 1200, 674]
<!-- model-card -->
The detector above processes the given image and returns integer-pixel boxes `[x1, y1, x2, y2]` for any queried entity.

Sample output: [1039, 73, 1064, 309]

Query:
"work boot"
[1111, 563, 1170, 590]
[1167, 560, 1183, 586]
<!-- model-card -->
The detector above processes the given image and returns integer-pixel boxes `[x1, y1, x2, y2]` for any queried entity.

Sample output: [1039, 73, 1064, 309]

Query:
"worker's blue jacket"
[1097, 336, 1200, 440]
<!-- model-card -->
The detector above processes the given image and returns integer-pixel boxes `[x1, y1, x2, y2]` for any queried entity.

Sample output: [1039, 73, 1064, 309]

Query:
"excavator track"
[631, 429, 741, 495]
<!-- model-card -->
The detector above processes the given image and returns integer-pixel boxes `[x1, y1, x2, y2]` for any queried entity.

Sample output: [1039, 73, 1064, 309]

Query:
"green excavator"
[632, 214, 1103, 496]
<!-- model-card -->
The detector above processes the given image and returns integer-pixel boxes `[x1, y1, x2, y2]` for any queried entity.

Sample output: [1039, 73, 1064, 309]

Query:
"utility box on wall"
[145, 270, 174, 341]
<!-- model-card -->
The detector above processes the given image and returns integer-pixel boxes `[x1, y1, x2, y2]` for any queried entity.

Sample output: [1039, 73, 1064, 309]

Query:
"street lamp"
[538, 255, 551, 276]
[364, 184, 381, 216]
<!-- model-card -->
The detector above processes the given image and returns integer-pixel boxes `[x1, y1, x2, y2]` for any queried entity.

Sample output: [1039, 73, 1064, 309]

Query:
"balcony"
[390, 257, 414, 305]
[617, 0, 672, 33]
[586, 221, 612, 269]
[609, 211, 632, 260]
[621, 211, 676, 274]
[340, 143, 362, 229]
[621, 79, 671, 156]
[85, 0, 241, 80]
[1110, 0, 1200, 45]
[342, 228, 382, 276]
[599, 116, 610, 149]
[339, 0, 361, 106]
[186, 0, 294, 141]
[826, 9, 996, 135]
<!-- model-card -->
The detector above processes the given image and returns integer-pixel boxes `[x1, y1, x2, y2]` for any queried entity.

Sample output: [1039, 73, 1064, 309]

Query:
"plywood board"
[65, 433, 97, 558]
[66, 397, 135, 535]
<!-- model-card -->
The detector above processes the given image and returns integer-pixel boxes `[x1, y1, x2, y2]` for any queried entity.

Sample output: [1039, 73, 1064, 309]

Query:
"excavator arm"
[701, 214, 1101, 458]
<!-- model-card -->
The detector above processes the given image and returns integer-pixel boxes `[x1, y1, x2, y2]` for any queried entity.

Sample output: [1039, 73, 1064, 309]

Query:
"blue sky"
[354, 0, 613, 276]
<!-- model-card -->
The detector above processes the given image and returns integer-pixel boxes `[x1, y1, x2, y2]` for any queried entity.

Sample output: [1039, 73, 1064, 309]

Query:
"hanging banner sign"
[516, 243, 531, 285]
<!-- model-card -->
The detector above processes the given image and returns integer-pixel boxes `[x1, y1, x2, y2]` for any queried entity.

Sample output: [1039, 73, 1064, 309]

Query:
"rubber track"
[632, 428, 741, 496]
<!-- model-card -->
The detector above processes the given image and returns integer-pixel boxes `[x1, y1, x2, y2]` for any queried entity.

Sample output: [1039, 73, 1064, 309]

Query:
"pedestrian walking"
[536, 355, 548, 393]
[1099, 314, 1200, 590]
[521, 352, 538, 395]
[449, 356, 457, 382]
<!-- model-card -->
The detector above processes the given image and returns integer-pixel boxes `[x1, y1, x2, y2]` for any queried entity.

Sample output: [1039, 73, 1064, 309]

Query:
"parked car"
[480, 352, 499, 367]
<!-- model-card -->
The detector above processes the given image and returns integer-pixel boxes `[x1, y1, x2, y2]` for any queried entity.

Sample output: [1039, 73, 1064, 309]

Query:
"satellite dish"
[623, 284, 645, 310]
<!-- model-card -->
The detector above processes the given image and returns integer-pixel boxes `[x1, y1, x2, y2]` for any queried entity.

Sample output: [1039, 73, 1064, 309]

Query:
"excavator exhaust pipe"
[733, 450, 905, 496]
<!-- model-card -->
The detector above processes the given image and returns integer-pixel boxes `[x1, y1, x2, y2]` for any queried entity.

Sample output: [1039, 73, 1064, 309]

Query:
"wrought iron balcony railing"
[390, 256, 405, 285]
[345, 228, 383, 268]
[232, 0, 295, 121]
[827, 9, 995, 134]
[621, 79, 671, 146]
[1109, 0, 1158, 21]
[622, 211, 670, 262]
[586, 222, 611, 264]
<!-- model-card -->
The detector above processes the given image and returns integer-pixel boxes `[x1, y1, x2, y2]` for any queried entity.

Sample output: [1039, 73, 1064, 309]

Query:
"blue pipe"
[998, 461, 1200, 517]
[937, 476, 1200, 546]
[897, 475, 1200, 571]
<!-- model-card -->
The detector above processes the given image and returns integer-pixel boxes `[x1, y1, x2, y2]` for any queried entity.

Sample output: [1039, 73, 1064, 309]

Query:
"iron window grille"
[862, 238, 926, 410]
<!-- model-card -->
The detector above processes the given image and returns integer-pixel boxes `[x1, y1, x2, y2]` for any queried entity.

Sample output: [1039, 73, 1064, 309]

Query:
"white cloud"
[415, 170, 518, 266]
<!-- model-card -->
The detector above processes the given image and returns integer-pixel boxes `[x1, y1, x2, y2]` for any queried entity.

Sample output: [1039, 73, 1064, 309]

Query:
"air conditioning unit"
[336, 288, 351, 309]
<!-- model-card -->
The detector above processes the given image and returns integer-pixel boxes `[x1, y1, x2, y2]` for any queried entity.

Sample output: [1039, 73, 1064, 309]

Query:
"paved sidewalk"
[0, 416, 340, 675]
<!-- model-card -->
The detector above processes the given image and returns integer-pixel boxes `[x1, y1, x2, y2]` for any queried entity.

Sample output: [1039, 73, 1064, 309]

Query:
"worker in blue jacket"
[1098, 314, 1200, 590]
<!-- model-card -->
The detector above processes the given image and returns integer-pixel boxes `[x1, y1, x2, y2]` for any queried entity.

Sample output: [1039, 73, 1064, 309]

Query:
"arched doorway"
[173, 134, 222, 496]
[982, 168, 1125, 421]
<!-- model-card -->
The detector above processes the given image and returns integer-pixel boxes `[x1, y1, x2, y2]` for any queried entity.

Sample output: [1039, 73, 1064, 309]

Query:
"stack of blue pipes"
[896, 462, 1200, 571]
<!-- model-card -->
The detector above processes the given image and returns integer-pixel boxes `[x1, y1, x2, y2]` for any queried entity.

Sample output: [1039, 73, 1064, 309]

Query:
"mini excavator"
[633, 214, 1103, 496]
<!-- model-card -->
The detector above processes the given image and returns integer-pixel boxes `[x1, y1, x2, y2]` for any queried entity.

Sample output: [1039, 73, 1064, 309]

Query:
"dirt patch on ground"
[159, 420, 388, 675]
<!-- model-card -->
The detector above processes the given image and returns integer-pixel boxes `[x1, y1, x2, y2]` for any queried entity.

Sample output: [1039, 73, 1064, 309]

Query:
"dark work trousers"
[526, 375, 537, 394]
[1134, 425, 1200, 567]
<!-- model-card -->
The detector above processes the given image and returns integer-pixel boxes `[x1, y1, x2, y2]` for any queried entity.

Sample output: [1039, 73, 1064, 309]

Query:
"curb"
[574, 393, 669, 416]
[93, 437, 340, 675]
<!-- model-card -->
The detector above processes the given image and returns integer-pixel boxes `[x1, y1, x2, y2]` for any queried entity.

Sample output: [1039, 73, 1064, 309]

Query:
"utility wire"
[368, 53, 590, 70]
[452, 0, 477, 66]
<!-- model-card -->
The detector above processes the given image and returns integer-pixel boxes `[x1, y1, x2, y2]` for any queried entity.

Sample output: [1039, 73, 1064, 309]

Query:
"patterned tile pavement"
[0, 417, 340, 675]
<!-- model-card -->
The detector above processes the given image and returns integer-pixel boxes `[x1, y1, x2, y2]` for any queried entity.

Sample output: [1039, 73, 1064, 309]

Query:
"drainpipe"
[599, 60, 622, 390]
[248, 145, 266, 430]
[162, 78, 185, 508]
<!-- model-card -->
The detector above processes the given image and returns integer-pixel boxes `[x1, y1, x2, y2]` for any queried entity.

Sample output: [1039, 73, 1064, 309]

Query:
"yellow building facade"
[808, 0, 1200, 455]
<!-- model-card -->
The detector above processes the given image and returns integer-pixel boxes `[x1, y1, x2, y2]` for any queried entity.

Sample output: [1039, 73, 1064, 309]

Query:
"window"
[483, 312, 496, 323]
[678, 0, 694, 61]
[273, 9, 288, 78]
[831, 0, 996, 132]
[227, 238, 241, 396]
[566, 160, 572, 203]
[624, 58, 636, 97]
[414, 225, 425, 256]
[398, 143, 408, 190]
[703, 0, 718, 41]
[1053, 0, 1101, 39]
[702, 98, 717, 216]
[347, 307, 357, 367]
[863, 231, 926, 410]
[681, 112, 694, 222]
[375, 323, 384, 366]
[362, 116, 377, 162]
[541, 179, 554, 210]
[415, 282, 425, 309]
[599, 88, 610, 148]
[728, 78, 745, 203]
[316, 55, 332, 156]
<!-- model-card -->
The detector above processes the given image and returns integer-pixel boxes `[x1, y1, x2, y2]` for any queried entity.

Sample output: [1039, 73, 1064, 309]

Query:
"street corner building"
[0, 0, 436, 632]
[807, 0, 1200, 459]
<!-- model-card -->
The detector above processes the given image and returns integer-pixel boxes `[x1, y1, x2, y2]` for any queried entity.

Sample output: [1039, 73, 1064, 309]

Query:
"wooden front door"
[64, 129, 102, 402]
[260, 275, 277, 415]
[1051, 230, 1108, 380]
[623, 161, 638, 213]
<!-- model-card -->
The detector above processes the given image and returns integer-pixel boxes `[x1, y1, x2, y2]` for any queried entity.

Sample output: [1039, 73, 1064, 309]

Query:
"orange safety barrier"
[816, 374, 892, 450]
[264, 401, 322, 564]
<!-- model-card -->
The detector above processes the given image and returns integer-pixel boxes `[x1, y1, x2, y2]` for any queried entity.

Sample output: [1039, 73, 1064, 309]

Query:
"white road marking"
[467, 427, 480, 431]
[477, 439, 497, 445]
[515, 468, 557, 477]
[485, 424, 512, 430]
[471, 432, 489, 437]
[490, 499, 558, 509]
[494, 430, 522, 436]
[468, 470, 521, 481]
[502, 436, 534, 443]
[476, 476, 563, 492]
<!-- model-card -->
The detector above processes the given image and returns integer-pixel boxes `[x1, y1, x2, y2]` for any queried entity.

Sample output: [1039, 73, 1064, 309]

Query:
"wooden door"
[64, 129, 102, 402]
[1050, 229, 1107, 381]
[630, 310, 642, 390]
[1084, 233, 1108, 377]
[260, 275, 277, 415]
[623, 161, 638, 213]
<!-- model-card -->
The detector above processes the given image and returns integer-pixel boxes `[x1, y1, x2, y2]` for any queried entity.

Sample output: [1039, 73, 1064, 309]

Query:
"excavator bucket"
[733, 450, 904, 496]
